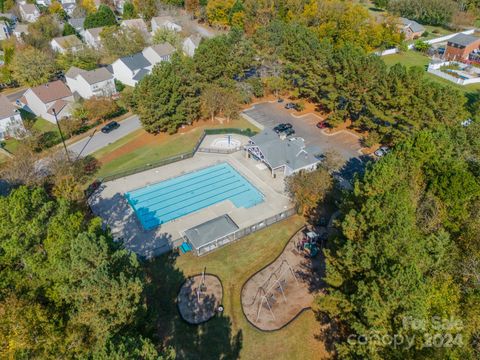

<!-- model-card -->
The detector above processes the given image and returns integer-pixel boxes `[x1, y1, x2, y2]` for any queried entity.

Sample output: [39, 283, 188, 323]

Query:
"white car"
[374, 146, 390, 157]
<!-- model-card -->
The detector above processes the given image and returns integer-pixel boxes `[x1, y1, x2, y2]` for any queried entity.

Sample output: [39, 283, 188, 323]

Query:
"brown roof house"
[50, 35, 83, 54]
[21, 81, 74, 123]
[399, 18, 425, 40]
[0, 95, 24, 140]
[445, 33, 480, 60]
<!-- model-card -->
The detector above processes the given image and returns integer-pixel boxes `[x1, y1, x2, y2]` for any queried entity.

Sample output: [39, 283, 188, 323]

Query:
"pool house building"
[245, 129, 322, 177]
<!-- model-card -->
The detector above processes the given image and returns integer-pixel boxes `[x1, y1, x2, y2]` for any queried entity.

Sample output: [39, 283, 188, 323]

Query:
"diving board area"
[125, 162, 264, 230]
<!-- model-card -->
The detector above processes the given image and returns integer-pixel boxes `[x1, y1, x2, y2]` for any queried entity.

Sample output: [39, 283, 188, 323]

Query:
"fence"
[97, 127, 257, 183]
[427, 61, 480, 85]
[195, 207, 297, 256]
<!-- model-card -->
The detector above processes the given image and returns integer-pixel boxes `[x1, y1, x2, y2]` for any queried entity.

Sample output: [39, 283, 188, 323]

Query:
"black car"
[281, 128, 295, 137]
[273, 123, 293, 133]
[101, 121, 120, 133]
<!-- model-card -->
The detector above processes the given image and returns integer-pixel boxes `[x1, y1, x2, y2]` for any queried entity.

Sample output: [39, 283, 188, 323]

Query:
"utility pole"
[52, 108, 71, 163]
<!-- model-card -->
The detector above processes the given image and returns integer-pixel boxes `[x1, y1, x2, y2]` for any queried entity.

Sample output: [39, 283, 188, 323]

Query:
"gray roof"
[86, 26, 103, 38]
[400, 18, 425, 33]
[448, 33, 480, 47]
[132, 68, 149, 81]
[0, 95, 18, 119]
[120, 53, 151, 71]
[184, 215, 239, 250]
[66, 66, 112, 84]
[68, 17, 85, 30]
[250, 129, 320, 171]
[150, 42, 176, 57]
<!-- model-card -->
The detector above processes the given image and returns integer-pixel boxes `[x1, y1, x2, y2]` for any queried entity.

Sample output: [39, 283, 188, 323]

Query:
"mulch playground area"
[177, 274, 223, 324]
[241, 229, 324, 331]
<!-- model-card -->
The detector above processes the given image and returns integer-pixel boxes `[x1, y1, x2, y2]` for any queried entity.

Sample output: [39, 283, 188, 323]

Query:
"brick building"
[444, 33, 480, 61]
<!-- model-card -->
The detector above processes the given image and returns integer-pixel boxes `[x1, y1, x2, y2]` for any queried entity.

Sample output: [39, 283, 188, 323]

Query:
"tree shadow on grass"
[143, 253, 243, 360]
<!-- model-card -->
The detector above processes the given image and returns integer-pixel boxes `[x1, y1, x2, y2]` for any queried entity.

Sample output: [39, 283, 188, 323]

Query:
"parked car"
[316, 121, 329, 129]
[285, 102, 296, 109]
[281, 128, 295, 137]
[101, 121, 120, 133]
[273, 123, 293, 133]
[277, 98, 284, 103]
[374, 146, 390, 157]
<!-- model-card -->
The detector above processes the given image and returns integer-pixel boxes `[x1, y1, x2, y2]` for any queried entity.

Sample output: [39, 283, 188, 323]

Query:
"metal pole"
[52, 108, 71, 163]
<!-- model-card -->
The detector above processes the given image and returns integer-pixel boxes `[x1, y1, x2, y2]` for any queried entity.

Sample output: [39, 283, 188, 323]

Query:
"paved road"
[243, 102, 362, 160]
[68, 115, 141, 157]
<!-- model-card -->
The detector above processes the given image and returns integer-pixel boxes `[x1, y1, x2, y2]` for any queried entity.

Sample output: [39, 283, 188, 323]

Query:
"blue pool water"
[125, 163, 264, 230]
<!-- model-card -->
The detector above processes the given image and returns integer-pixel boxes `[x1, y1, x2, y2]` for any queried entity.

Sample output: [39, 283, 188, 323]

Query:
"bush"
[83, 98, 122, 122]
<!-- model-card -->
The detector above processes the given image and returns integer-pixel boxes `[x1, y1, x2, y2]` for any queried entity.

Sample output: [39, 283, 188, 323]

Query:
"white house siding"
[23, 90, 74, 123]
[0, 22, 9, 40]
[111, 60, 136, 87]
[67, 75, 116, 99]
[183, 38, 197, 57]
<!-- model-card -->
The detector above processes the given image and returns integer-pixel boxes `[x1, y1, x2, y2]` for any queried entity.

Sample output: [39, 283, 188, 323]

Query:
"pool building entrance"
[125, 163, 264, 231]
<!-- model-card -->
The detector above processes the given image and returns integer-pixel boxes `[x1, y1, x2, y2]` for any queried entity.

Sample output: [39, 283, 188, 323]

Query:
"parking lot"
[243, 102, 363, 160]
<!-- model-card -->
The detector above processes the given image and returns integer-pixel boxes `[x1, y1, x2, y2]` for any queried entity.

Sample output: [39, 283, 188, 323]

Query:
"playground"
[177, 271, 223, 324]
[241, 228, 324, 331]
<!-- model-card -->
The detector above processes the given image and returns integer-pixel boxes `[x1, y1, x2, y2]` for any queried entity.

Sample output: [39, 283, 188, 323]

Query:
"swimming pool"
[125, 163, 264, 230]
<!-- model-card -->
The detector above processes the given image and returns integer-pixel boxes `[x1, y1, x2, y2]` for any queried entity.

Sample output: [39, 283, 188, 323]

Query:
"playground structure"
[177, 268, 223, 324]
[211, 135, 242, 150]
[296, 231, 319, 257]
[241, 228, 324, 330]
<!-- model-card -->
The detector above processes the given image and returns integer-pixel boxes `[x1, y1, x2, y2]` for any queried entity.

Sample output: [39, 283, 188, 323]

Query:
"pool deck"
[89, 149, 291, 258]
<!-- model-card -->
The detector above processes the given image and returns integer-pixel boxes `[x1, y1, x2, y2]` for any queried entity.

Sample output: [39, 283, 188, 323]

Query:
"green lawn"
[382, 51, 480, 96]
[94, 117, 259, 179]
[144, 215, 328, 360]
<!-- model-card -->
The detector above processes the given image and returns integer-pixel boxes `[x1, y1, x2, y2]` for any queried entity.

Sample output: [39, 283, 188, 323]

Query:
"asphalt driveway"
[242, 102, 362, 160]
[68, 115, 141, 157]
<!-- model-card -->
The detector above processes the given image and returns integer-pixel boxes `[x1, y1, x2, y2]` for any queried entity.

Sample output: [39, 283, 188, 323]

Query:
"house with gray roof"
[84, 26, 103, 48]
[245, 129, 322, 176]
[183, 34, 202, 57]
[110, 43, 176, 86]
[50, 35, 83, 54]
[445, 33, 480, 60]
[400, 17, 425, 40]
[68, 17, 85, 37]
[0, 95, 24, 140]
[65, 66, 117, 99]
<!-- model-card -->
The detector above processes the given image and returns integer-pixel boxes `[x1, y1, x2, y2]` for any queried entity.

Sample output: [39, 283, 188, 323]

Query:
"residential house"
[65, 66, 117, 99]
[19, 3, 40, 23]
[13, 24, 29, 40]
[114, 0, 125, 12]
[400, 18, 425, 40]
[0, 95, 24, 140]
[142, 43, 176, 63]
[151, 16, 182, 33]
[110, 43, 175, 86]
[21, 81, 74, 123]
[121, 18, 149, 37]
[0, 20, 10, 41]
[84, 26, 103, 48]
[62, 2, 77, 16]
[68, 17, 85, 37]
[444, 33, 480, 60]
[245, 129, 322, 177]
[50, 35, 83, 54]
[36, 0, 51, 6]
[183, 34, 202, 57]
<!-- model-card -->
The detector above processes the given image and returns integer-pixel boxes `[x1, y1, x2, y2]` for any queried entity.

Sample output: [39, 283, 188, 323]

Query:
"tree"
[286, 167, 333, 217]
[10, 47, 57, 86]
[185, 0, 200, 17]
[132, 0, 156, 21]
[0, 186, 158, 358]
[152, 28, 182, 50]
[201, 84, 224, 121]
[122, 1, 137, 19]
[414, 39, 430, 52]
[317, 129, 480, 358]
[388, 0, 457, 25]
[133, 53, 201, 133]
[82, 97, 121, 122]
[56, 47, 101, 71]
[100, 25, 147, 59]
[62, 21, 77, 36]
[80, 0, 97, 13]
[84, 4, 117, 29]
[24, 14, 62, 49]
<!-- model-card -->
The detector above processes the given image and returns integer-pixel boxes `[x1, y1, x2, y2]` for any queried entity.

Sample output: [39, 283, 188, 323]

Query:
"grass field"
[382, 51, 480, 96]
[94, 117, 259, 178]
[144, 215, 329, 360]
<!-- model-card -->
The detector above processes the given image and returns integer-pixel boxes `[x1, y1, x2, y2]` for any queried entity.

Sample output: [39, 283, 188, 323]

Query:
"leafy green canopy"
[0, 187, 163, 359]
[84, 4, 117, 29]
[318, 126, 480, 358]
